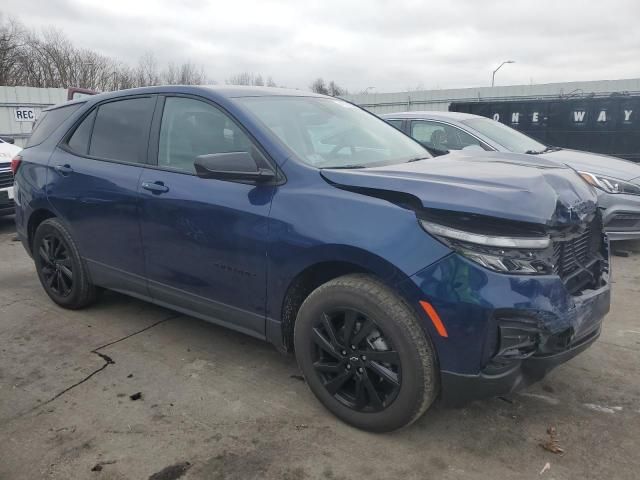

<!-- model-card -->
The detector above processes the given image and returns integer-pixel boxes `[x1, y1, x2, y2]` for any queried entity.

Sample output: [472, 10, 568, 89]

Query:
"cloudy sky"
[2, 0, 639, 93]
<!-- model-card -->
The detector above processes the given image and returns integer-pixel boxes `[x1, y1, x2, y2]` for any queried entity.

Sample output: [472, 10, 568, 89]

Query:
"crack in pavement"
[28, 313, 180, 413]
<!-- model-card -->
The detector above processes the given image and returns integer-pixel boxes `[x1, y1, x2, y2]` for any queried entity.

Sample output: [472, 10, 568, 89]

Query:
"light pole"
[491, 60, 515, 87]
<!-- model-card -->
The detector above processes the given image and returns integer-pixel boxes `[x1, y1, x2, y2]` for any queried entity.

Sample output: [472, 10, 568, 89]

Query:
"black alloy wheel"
[294, 274, 438, 432]
[311, 308, 401, 412]
[33, 218, 98, 309]
[38, 233, 74, 297]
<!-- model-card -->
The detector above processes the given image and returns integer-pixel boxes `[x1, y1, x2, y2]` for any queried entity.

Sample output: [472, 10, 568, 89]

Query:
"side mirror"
[194, 151, 275, 183]
[0, 136, 15, 144]
[419, 141, 449, 157]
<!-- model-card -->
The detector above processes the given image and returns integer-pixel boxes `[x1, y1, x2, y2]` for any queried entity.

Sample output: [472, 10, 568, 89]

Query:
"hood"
[320, 152, 598, 227]
[540, 148, 640, 183]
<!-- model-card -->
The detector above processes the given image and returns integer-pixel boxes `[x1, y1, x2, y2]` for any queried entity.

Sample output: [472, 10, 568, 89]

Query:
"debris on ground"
[540, 426, 565, 455]
[148, 461, 191, 480]
[290, 374, 305, 382]
[540, 462, 551, 475]
[295, 424, 308, 431]
[127, 373, 134, 378]
[583, 403, 623, 414]
[129, 392, 143, 401]
[91, 460, 116, 472]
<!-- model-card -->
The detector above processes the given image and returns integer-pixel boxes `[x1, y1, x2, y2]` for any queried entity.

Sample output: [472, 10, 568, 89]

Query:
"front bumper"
[400, 252, 610, 406]
[440, 288, 607, 406]
[599, 191, 640, 240]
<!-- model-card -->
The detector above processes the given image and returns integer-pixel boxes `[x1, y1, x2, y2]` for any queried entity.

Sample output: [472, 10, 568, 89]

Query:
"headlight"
[579, 172, 640, 195]
[419, 219, 552, 274]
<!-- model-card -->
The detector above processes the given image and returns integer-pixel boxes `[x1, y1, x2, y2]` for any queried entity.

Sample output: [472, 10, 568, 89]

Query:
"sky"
[2, 0, 639, 93]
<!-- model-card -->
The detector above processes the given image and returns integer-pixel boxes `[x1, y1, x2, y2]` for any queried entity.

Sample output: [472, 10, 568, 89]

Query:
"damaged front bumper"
[401, 249, 610, 407]
[439, 283, 609, 406]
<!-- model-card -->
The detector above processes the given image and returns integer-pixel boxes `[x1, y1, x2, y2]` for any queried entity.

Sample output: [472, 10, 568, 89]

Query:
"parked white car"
[0, 137, 21, 216]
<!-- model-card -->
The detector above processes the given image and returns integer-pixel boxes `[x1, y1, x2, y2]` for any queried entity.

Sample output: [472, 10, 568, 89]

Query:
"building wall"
[342, 78, 640, 114]
[0, 86, 68, 147]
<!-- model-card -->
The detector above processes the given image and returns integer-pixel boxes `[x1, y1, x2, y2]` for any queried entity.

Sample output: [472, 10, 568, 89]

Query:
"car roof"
[381, 111, 483, 121]
[43, 85, 328, 112]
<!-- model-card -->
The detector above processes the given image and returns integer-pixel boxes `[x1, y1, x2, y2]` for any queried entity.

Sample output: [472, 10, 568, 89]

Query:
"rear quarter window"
[88, 97, 155, 164]
[25, 103, 83, 148]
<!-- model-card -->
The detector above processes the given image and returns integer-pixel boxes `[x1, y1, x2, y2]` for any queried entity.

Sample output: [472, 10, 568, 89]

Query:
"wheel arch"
[274, 245, 417, 353]
[27, 208, 57, 253]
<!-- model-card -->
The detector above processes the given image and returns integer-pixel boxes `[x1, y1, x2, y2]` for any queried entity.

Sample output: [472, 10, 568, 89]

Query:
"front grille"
[0, 170, 13, 189]
[551, 216, 605, 295]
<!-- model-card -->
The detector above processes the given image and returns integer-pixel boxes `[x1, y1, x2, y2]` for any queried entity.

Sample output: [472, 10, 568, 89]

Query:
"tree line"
[0, 15, 347, 95]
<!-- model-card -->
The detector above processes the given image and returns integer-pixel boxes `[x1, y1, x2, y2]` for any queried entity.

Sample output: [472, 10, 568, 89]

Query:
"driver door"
[138, 96, 276, 337]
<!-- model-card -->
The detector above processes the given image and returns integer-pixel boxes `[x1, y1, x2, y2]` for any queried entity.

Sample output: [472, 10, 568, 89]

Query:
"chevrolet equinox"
[12, 86, 611, 431]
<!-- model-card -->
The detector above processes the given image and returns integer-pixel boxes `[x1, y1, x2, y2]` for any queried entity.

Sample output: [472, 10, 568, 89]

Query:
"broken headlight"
[419, 219, 552, 274]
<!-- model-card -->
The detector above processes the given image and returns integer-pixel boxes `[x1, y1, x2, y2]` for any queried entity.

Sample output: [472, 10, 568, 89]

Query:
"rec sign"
[14, 107, 36, 122]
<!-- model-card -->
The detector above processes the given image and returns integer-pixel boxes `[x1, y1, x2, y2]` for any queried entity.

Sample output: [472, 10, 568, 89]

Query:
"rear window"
[88, 97, 155, 164]
[25, 103, 83, 148]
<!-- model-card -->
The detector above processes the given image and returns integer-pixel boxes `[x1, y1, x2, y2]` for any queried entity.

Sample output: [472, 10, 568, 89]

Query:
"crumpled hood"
[321, 152, 598, 227]
[541, 149, 640, 183]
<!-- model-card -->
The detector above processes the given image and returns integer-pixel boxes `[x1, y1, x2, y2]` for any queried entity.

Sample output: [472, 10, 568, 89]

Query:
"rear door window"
[89, 97, 155, 163]
[26, 103, 83, 147]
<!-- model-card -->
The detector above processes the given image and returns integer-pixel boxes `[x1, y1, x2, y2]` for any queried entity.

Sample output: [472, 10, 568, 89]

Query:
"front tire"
[33, 218, 97, 309]
[294, 274, 438, 432]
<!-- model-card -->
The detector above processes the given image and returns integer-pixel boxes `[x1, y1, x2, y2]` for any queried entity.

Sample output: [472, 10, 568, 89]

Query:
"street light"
[491, 60, 515, 87]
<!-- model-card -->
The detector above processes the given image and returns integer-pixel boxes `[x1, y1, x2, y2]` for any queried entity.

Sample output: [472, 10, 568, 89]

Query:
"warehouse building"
[0, 87, 67, 147]
[341, 78, 640, 114]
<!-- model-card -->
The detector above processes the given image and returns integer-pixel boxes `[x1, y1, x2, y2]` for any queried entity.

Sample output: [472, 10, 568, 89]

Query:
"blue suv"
[12, 86, 610, 431]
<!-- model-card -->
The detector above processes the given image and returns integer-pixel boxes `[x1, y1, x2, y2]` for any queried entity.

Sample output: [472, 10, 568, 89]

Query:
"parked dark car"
[383, 111, 640, 240]
[13, 86, 610, 431]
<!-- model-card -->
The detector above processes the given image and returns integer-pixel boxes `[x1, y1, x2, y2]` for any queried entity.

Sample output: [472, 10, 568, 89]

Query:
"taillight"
[10, 155, 22, 175]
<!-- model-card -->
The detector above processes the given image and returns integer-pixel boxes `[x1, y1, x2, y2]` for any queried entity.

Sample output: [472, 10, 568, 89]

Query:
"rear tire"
[294, 274, 438, 432]
[33, 218, 97, 309]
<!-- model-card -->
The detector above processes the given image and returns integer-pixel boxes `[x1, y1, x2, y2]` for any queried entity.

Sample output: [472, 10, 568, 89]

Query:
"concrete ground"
[1, 214, 639, 480]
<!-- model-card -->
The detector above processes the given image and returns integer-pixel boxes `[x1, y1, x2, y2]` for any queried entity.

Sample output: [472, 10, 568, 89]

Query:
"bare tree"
[226, 72, 275, 87]
[328, 80, 346, 96]
[310, 78, 329, 95]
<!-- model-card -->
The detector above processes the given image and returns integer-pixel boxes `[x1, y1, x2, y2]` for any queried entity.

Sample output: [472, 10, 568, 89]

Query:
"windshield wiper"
[407, 156, 430, 163]
[321, 164, 366, 169]
[525, 146, 561, 155]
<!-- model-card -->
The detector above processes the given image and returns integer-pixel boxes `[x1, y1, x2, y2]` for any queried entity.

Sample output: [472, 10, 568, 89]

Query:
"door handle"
[141, 181, 169, 194]
[54, 164, 73, 175]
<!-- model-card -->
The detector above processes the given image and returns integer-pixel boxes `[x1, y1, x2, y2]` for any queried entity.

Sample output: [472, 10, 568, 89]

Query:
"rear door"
[137, 95, 275, 338]
[47, 95, 156, 296]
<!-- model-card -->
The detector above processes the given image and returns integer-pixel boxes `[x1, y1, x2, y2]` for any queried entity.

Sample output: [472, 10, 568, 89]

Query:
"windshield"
[462, 117, 548, 154]
[236, 96, 430, 168]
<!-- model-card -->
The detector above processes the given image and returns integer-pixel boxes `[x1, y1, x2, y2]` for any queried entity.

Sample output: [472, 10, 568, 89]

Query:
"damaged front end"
[408, 205, 610, 406]
[322, 154, 611, 404]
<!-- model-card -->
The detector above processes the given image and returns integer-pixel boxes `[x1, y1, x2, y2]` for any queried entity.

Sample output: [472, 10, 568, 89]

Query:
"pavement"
[1, 213, 639, 480]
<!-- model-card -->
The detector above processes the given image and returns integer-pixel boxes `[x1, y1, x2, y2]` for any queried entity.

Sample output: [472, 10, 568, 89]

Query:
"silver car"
[382, 111, 640, 240]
